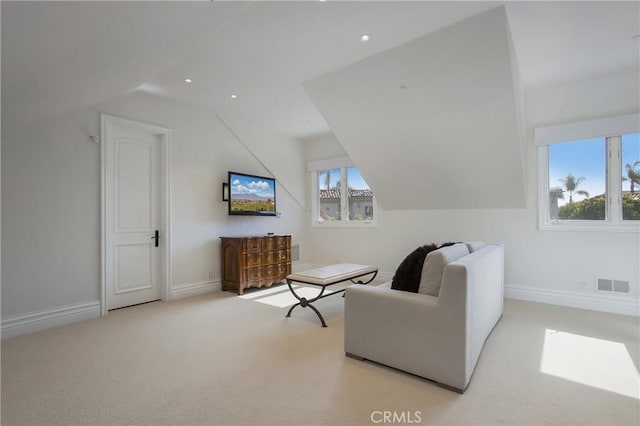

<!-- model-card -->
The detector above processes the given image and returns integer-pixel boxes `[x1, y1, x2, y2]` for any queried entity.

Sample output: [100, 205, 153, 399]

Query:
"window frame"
[536, 114, 639, 232]
[309, 157, 378, 228]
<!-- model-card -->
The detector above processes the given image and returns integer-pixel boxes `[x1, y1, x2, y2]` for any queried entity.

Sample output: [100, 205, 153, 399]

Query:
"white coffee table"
[285, 263, 378, 327]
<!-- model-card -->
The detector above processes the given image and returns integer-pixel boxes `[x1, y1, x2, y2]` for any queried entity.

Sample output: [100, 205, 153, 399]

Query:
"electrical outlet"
[208, 271, 213, 279]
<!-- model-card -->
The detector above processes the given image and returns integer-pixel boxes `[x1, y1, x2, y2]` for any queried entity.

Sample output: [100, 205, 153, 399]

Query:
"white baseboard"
[171, 279, 221, 300]
[505, 284, 640, 317]
[1, 301, 101, 339]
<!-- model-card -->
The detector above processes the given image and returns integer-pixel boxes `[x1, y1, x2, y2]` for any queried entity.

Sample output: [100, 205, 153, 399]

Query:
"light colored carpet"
[2, 283, 639, 426]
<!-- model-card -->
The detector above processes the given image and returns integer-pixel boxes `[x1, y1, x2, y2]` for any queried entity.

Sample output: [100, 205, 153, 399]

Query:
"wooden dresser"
[220, 235, 292, 295]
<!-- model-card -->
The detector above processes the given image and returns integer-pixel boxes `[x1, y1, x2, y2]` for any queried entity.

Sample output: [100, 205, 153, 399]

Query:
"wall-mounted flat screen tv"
[228, 171, 277, 216]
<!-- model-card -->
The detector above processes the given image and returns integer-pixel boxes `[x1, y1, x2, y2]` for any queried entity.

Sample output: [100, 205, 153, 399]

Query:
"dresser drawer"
[277, 262, 291, 276]
[276, 236, 290, 250]
[277, 250, 291, 263]
[262, 236, 275, 251]
[245, 252, 262, 267]
[244, 266, 262, 282]
[262, 250, 277, 265]
[262, 264, 276, 278]
[245, 237, 262, 253]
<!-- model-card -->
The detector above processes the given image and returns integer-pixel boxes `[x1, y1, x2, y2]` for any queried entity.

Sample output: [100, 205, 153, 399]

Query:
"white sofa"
[344, 243, 504, 393]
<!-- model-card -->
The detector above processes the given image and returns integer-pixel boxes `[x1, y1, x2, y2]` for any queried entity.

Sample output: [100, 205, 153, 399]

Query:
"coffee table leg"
[285, 279, 328, 327]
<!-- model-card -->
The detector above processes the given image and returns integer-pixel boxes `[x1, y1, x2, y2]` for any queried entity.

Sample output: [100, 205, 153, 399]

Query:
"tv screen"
[228, 171, 277, 216]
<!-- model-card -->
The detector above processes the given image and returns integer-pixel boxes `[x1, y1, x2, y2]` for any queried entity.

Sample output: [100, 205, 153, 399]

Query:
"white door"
[105, 119, 162, 310]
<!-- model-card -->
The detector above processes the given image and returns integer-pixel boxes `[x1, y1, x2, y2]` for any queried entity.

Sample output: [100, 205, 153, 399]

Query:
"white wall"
[1, 91, 308, 323]
[304, 72, 640, 315]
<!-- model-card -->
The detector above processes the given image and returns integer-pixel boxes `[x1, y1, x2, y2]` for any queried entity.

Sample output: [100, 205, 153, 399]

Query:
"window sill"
[539, 220, 640, 232]
[312, 220, 378, 228]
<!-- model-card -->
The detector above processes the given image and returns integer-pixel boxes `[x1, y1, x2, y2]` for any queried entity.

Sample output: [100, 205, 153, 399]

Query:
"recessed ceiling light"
[230, 94, 238, 99]
[360, 34, 370, 42]
[184, 78, 192, 83]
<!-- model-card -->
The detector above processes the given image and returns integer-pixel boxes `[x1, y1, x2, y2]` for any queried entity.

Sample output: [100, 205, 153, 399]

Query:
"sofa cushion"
[391, 242, 459, 293]
[391, 244, 438, 293]
[465, 241, 486, 253]
[419, 243, 470, 296]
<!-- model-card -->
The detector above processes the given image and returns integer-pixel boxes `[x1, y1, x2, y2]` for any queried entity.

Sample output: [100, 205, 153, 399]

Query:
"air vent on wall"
[597, 278, 630, 293]
[597, 278, 613, 292]
[613, 280, 630, 293]
[292, 244, 300, 262]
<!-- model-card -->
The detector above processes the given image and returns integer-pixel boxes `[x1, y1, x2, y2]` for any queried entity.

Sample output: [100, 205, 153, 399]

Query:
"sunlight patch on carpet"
[540, 329, 639, 399]
[238, 285, 316, 308]
[238, 283, 351, 308]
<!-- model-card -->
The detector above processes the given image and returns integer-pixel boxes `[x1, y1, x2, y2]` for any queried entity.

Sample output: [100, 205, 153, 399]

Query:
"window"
[309, 157, 377, 227]
[346, 167, 374, 221]
[536, 114, 639, 231]
[318, 168, 342, 221]
[621, 133, 640, 221]
[548, 137, 606, 221]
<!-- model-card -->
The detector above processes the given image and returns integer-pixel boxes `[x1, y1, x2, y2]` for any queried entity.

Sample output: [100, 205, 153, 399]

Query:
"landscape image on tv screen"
[228, 172, 276, 216]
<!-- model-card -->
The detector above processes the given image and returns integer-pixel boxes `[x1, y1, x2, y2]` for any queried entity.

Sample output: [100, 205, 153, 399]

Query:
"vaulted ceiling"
[2, 1, 639, 209]
[3, 1, 638, 139]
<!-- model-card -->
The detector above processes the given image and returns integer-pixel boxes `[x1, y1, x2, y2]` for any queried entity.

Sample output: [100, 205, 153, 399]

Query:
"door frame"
[100, 114, 172, 316]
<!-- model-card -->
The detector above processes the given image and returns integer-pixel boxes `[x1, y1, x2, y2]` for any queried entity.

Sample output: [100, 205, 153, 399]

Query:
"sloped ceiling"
[304, 6, 526, 210]
[1, 0, 250, 136]
[3, 2, 638, 141]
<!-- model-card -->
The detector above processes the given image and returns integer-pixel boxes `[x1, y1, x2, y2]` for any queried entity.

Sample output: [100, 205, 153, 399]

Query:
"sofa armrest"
[441, 244, 504, 381]
[344, 285, 467, 388]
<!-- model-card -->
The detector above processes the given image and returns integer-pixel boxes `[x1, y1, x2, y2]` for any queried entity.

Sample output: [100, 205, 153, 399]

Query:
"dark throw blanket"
[391, 242, 457, 293]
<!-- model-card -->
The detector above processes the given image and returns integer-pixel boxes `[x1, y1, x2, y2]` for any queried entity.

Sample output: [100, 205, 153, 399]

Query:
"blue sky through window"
[549, 133, 640, 207]
[319, 169, 340, 190]
[549, 138, 605, 206]
[319, 167, 370, 190]
[346, 167, 370, 190]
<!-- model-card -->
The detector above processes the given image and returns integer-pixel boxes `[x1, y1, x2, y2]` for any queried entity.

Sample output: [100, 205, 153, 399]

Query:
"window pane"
[548, 138, 606, 220]
[318, 169, 341, 221]
[346, 167, 373, 221]
[622, 133, 640, 220]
